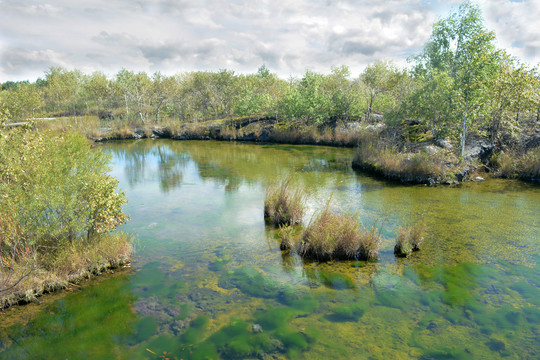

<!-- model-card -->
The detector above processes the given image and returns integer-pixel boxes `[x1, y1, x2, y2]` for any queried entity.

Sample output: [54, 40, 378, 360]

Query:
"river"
[1, 139, 539, 359]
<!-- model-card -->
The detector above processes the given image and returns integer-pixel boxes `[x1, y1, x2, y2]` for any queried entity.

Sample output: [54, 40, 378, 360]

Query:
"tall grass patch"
[394, 217, 427, 257]
[264, 180, 305, 226]
[352, 141, 447, 184]
[298, 204, 380, 261]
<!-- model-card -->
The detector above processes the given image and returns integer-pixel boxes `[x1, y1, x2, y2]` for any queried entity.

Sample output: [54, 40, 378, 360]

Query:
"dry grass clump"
[494, 148, 540, 183]
[298, 206, 380, 261]
[0, 233, 132, 308]
[394, 218, 426, 257]
[352, 142, 446, 184]
[264, 180, 305, 226]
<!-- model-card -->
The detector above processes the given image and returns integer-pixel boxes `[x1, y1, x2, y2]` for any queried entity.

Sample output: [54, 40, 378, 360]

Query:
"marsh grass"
[298, 201, 380, 261]
[0, 233, 132, 308]
[394, 217, 427, 257]
[264, 180, 305, 226]
[494, 148, 540, 183]
[353, 141, 446, 184]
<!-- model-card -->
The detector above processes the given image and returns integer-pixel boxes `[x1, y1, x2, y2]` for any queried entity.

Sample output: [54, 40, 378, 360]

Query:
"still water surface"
[1, 139, 539, 359]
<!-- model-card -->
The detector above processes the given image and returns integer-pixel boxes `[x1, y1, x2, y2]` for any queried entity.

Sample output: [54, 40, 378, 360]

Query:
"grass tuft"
[298, 201, 380, 261]
[264, 179, 305, 226]
[394, 217, 426, 257]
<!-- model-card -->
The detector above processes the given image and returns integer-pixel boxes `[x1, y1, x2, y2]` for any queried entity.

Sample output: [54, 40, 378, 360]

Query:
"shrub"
[394, 217, 426, 257]
[0, 127, 130, 306]
[298, 204, 380, 261]
[264, 179, 305, 226]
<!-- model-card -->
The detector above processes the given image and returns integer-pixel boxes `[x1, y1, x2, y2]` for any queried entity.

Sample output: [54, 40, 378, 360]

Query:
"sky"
[1, 0, 539, 82]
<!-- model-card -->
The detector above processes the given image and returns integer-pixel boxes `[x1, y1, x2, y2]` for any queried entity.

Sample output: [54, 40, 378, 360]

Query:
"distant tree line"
[1, 2, 538, 155]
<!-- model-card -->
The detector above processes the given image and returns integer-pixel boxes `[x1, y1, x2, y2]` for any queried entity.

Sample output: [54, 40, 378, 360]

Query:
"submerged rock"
[252, 324, 263, 333]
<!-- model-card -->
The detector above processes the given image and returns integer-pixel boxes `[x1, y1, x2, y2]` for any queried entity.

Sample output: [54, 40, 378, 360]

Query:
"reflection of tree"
[156, 145, 186, 193]
[105, 141, 187, 193]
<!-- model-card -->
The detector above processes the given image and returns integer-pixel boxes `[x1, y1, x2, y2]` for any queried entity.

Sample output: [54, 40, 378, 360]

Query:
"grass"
[298, 202, 380, 261]
[493, 147, 540, 183]
[264, 179, 305, 226]
[352, 141, 447, 184]
[0, 233, 132, 308]
[394, 217, 427, 257]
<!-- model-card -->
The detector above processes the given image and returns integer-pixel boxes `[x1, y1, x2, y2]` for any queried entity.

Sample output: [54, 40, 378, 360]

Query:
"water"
[1, 139, 539, 359]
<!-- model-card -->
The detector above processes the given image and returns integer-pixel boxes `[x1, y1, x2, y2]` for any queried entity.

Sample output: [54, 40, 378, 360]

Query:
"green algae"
[218, 266, 281, 298]
[329, 301, 367, 321]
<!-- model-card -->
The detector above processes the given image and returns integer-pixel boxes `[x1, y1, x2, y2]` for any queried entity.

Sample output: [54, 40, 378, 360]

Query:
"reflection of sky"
[104, 139, 540, 269]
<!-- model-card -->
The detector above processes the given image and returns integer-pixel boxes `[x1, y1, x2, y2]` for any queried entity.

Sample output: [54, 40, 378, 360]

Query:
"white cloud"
[0, 0, 538, 81]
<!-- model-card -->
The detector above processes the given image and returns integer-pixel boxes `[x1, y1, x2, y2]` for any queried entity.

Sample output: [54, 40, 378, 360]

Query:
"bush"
[264, 179, 305, 226]
[298, 204, 380, 261]
[0, 127, 130, 306]
[394, 218, 426, 257]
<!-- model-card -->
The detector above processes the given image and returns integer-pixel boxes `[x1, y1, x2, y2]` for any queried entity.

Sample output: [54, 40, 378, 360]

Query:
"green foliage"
[0, 128, 128, 250]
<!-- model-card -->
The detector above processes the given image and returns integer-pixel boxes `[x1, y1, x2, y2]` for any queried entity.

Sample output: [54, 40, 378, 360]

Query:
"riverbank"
[0, 233, 132, 309]
[29, 115, 539, 185]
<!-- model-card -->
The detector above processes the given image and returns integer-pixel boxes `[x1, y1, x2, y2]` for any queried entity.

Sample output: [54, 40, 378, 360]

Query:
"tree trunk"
[461, 99, 468, 158]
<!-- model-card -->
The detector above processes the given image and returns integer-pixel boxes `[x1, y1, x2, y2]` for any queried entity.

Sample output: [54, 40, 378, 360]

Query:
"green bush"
[0, 128, 127, 250]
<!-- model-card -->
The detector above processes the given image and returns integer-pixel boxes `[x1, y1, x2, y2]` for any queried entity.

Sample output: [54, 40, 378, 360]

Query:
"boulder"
[435, 138, 453, 150]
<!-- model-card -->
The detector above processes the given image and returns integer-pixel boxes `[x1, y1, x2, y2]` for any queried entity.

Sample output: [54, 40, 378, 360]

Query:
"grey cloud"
[0, 47, 64, 75]
[341, 41, 380, 56]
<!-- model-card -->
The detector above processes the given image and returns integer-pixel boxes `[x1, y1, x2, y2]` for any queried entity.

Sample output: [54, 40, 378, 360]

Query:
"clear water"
[1, 139, 539, 359]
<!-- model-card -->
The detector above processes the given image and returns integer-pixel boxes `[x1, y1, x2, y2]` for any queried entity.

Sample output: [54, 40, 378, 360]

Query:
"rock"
[252, 324, 263, 333]
[259, 129, 270, 142]
[423, 145, 441, 155]
[464, 137, 495, 163]
[426, 322, 438, 332]
[435, 138, 453, 150]
[486, 338, 506, 352]
[364, 123, 385, 132]
[456, 167, 469, 182]
[474, 176, 485, 181]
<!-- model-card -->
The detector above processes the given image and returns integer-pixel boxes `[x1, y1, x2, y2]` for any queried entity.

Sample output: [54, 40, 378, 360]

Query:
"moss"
[180, 315, 209, 345]
[208, 257, 231, 272]
[509, 282, 540, 306]
[218, 266, 281, 298]
[134, 316, 157, 342]
[329, 301, 367, 321]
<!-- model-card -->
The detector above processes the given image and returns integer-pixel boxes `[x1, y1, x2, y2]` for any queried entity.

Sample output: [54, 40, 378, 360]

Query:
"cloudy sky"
[1, 0, 539, 81]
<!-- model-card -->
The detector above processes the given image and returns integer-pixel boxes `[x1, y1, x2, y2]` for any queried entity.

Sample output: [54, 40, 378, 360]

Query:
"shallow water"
[1, 139, 539, 359]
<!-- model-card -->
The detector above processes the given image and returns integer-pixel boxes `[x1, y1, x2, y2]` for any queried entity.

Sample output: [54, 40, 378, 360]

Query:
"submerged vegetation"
[264, 179, 305, 226]
[0, 125, 131, 307]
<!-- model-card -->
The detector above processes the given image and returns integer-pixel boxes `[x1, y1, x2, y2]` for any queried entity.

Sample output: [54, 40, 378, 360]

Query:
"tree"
[361, 60, 401, 119]
[413, 1, 498, 156]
